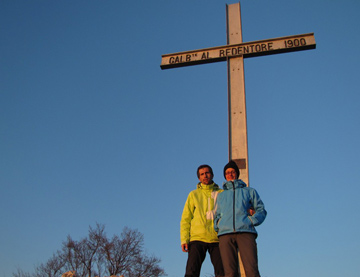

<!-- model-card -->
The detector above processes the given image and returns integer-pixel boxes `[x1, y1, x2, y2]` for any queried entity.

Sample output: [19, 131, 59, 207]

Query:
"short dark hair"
[197, 164, 214, 178]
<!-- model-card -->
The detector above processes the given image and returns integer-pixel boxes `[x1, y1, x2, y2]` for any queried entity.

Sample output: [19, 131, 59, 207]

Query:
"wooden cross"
[161, 3, 316, 186]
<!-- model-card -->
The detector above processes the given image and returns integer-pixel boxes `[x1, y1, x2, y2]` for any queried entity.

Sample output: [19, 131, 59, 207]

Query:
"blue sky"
[1, 1, 359, 276]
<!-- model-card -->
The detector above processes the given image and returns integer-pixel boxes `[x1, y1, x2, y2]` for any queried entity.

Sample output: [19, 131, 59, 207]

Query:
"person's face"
[198, 167, 213, 185]
[225, 168, 238, 181]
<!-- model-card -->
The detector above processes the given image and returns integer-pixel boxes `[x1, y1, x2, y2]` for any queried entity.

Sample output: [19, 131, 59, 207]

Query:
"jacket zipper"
[232, 181, 236, 232]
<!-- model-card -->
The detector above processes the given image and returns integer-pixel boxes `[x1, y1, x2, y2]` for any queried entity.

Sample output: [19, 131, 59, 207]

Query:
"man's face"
[198, 167, 213, 185]
[225, 168, 238, 181]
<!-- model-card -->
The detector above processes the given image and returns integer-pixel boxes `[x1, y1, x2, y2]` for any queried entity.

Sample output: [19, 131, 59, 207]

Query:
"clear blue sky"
[1, 1, 359, 276]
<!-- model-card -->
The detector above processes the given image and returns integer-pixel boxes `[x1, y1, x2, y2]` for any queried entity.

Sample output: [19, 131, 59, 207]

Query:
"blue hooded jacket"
[214, 179, 267, 237]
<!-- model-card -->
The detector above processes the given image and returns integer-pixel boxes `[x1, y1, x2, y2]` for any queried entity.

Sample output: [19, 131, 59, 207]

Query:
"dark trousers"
[219, 233, 260, 277]
[185, 241, 224, 277]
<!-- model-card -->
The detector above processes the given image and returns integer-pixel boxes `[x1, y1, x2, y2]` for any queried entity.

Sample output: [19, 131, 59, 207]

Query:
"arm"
[180, 193, 194, 251]
[249, 189, 267, 226]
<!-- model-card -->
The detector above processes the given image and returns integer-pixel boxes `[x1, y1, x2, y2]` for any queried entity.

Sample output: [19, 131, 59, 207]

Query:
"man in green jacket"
[180, 164, 224, 277]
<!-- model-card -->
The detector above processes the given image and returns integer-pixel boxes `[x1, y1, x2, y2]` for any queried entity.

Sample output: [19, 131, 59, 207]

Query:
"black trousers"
[185, 241, 224, 277]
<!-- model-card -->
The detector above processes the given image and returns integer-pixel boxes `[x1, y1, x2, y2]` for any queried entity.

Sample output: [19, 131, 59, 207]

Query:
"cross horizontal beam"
[160, 33, 315, 69]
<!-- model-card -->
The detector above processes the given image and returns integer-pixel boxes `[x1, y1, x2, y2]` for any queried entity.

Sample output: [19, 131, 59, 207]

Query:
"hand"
[248, 207, 255, 216]
[181, 243, 189, 252]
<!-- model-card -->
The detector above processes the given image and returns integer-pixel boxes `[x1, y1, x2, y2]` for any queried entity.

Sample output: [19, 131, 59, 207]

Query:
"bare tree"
[34, 251, 66, 277]
[102, 227, 144, 276]
[13, 251, 66, 277]
[65, 223, 106, 277]
[62, 236, 85, 276]
[13, 224, 166, 277]
[128, 254, 165, 277]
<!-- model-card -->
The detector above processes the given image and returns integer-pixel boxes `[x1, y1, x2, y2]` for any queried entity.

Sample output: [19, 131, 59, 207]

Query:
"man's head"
[223, 160, 240, 181]
[197, 164, 214, 185]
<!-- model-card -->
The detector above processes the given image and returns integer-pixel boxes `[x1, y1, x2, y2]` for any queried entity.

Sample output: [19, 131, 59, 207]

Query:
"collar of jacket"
[197, 182, 219, 190]
[223, 179, 247, 190]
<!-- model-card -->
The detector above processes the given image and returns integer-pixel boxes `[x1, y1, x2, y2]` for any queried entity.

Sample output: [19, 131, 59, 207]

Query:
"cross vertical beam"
[226, 3, 249, 185]
[227, 4, 248, 276]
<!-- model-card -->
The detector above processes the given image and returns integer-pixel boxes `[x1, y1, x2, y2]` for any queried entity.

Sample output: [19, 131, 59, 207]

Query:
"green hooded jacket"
[180, 182, 222, 245]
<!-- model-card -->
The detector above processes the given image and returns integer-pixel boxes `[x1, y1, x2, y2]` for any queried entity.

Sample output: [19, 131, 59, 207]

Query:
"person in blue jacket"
[214, 160, 267, 277]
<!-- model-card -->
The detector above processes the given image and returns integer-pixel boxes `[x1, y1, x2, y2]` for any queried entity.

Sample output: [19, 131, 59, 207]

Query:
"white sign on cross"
[161, 3, 316, 186]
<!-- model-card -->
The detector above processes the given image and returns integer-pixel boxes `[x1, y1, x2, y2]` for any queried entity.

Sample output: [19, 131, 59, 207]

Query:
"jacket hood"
[222, 179, 247, 190]
[197, 182, 219, 190]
